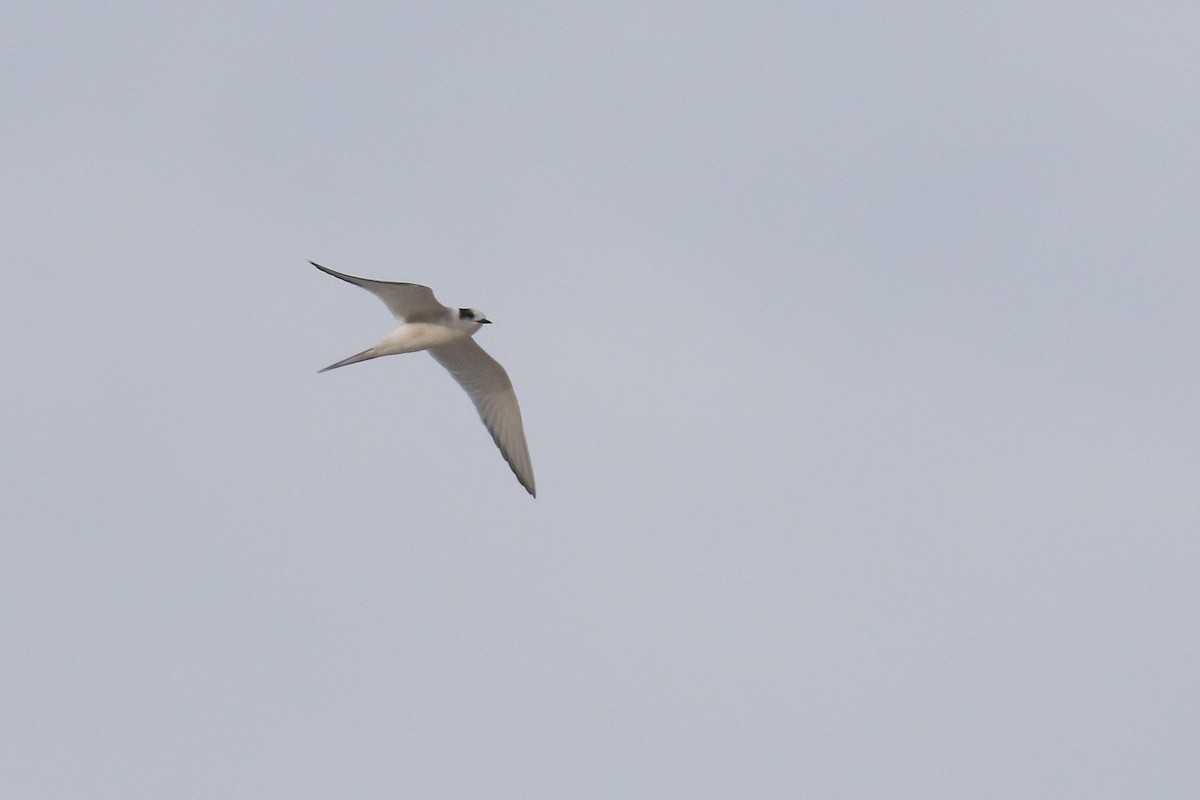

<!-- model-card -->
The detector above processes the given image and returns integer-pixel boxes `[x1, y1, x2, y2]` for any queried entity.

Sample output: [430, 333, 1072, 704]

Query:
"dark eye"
[458, 308, 474, 320]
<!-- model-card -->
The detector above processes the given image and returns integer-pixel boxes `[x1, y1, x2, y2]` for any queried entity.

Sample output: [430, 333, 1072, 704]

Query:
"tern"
[312, 261, 536, 497]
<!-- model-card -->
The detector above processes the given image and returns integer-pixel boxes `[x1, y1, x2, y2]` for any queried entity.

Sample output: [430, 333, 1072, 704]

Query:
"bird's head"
[457, 307, 492, 327]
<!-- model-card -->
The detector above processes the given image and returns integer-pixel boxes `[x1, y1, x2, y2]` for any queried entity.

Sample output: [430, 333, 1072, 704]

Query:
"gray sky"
[3, 2, 1198, 797]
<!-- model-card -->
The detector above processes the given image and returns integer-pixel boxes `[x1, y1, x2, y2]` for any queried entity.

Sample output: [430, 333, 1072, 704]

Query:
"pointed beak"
[479, 319, 492, 324]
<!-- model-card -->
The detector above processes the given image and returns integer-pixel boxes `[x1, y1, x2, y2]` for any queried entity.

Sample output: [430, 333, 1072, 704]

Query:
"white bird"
[312, 261, 536, 497]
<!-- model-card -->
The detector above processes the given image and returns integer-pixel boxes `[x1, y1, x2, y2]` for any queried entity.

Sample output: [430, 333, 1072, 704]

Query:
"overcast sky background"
[3, 2, 1198, 797]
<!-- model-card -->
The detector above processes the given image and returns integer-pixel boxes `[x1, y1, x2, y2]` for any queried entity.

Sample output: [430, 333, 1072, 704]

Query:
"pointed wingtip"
[311, 260, 342, 278]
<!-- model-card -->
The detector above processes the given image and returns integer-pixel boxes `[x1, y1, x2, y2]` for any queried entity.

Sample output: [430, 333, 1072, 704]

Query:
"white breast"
[376, 322, 473, 356]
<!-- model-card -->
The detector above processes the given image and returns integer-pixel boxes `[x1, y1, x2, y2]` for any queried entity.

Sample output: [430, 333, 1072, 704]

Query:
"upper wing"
[311, 261, 444, 322]
[428, 338, 537, 497]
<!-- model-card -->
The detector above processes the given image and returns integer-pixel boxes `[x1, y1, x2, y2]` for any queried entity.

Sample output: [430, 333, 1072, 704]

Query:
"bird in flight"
[311, 261, 536, 497]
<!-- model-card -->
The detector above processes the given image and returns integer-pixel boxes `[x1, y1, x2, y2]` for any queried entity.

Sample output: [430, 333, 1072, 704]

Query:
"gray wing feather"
[428, 339, 536, 497]
[311, 261, 444, 321]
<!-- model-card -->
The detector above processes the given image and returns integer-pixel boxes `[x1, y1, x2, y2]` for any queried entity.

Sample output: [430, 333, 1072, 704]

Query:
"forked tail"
[318, 347, 380, 373]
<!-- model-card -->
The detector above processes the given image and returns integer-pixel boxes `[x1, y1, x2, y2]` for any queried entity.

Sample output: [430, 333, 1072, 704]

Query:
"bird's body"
[311, 261, 536, 497]
[378, 321, 474, 354]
